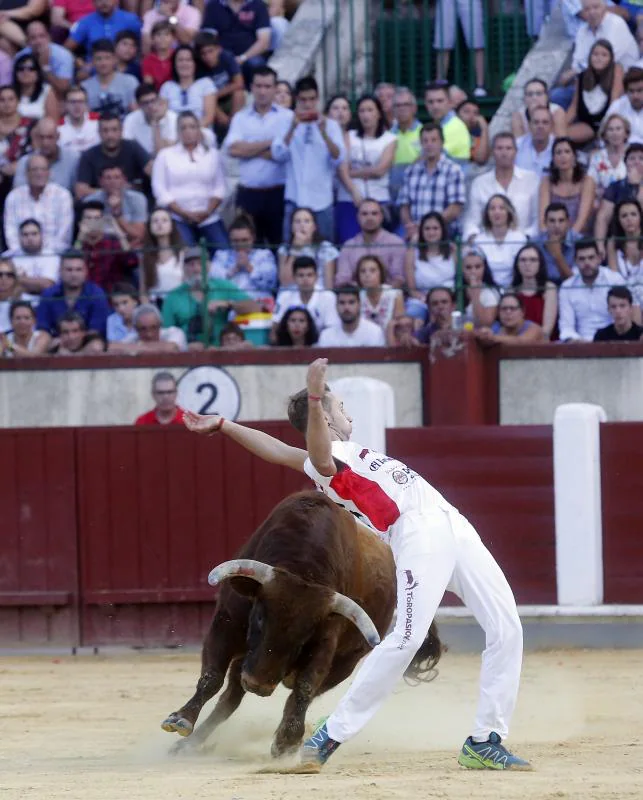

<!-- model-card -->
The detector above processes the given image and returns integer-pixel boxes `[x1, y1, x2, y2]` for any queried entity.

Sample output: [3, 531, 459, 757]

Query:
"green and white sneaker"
[458, 732, 531, 770]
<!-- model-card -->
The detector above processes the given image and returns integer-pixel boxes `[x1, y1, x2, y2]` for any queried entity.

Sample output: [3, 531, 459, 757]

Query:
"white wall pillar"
[553, 403, 607, 606]
[328, 377, 396, 453]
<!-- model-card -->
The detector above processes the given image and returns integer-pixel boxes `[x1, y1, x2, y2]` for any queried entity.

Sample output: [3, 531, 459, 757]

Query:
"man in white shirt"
[604, 67, 643, 145]
[515, 106, 555, 177]
[317, 285, 385, 347]
[6, 218, 59, 301]
[58, 86, 101, 154]
[123, 83, 178, 156]
[559, 239, 626, 341]
[464, 133, 539, 239]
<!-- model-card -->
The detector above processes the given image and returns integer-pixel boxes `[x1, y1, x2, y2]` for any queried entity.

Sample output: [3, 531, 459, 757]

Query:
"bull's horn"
[208, 559, 276, 587]
[330, 593, 381, 648]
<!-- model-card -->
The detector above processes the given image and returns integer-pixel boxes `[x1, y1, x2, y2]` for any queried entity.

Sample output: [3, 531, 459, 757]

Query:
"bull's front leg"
[271, 620, 343, 758]
[186, 658, 246, 747]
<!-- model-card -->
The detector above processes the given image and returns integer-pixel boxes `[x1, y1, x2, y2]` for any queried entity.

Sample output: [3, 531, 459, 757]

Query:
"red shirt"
[82, 235, 138, 293]
[135, 408, 185, 426]
[53, 0, 95, 24]
[142, 53, 173, 92]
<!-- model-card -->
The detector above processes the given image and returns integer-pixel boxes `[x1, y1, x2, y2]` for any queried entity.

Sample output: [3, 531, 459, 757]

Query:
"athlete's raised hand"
[184, 410, 224, 435]
[307, 357, 328, 398]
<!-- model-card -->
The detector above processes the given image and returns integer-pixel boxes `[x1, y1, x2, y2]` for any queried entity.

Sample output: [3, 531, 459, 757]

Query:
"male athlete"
[184, 357, 530, 771]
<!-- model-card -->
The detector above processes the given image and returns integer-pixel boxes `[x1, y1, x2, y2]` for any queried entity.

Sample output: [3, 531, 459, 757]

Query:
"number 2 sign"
[176, 366, 241, 420]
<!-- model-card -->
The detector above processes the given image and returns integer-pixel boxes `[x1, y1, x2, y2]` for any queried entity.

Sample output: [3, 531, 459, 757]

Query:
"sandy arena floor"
[1, 649, 641, 800]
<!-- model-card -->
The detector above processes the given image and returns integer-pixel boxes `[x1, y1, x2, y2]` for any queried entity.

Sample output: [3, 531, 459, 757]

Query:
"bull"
[161, 491, 442, 757]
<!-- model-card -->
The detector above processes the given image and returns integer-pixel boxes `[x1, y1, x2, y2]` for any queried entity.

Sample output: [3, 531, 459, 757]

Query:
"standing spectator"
[272, 75, 345, 242]
[511, 79, 567, 139]
[389, 87, 421, 207]
[123, 83, 178, 155]
[141, 21, 176, 91]
[271, 255, 339, 341]
[210, 213, 277, 303]
[356, 254, 404, 345]
[566, 39, 624, 145]
[152, 111, 227, 249]
[607, 199, 643, 309]
[74, 200, 137, 291]
[57, 85, 100, 153]
[465, 133, 540, 239]
[374, 82, 395, 128]
[424, 82, 471, 162]
[539, 137, 596, 233]
[461, 247, 500, 328]
[86, 164, 148, 248]
[275, 79, 293, 109]
[278, 206, 338, 288]
[398, 122, 465, 241]
[533, 202, 580, 283]
[76, 112, 152, 200]
[4, 154, 73, 252]
[594, 286, 643, 339]
[335, 94, 397, 244]
[48, 310, 106, 355]
[472, 195, 528, 288]
[8, 218, 59, 298]
[111, 302, 187, 352]
[604, 66, 643, 143]
[404, 212, 456, 310]
[515, 106, 555, 177]
[559, 239, 626, 340]
[13, 53, 58, 121]
[160, 46, 216, 129]
[224, 66, 293, 248]
[36, 249, 111, 337]
[0, 261, 24, 333]
[0, 300, 50, 356]
[316, 284, 385, 347]
[476, 292, 545, 346]
[594, 143, 643, 253]
[141, 206, 185, 301]
[456, 98, 491, 166]
[17, 21, 74, 101]
[201, 0, 272, 88]
[142, 0, 200, 52]
[510, 244, 559, 339]
[13, 116, 79, 191]
[194, 31, 245, 132]
[135, 372, 185, 426]
[274, 306, 319, 347]
[416, 286, 455, 342]
[335, 199, 406, 288]
[65, 0, 141, 54]
[587, 113, 629, 202]
[114, 30, 141, 81]
[434, 0, 486, 97]
[106, 281, 138, 342]
[81, 39, 138, 117]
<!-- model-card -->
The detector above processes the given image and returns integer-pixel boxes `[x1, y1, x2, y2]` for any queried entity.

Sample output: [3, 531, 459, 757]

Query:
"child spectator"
[114, 29, 142, 81]
[106, 281, 139, 342]
[219, 321, 253, 348]
[356, 254, 404, 346]
[142, 21, 175, 91]
[195, 31, 245, 132]
[510, 244, 559, 340]
[142, 0, 201, 53]
[141, 207, 185, 302]
[274, 306, 318, 347]
[82, 39, 138, 117]
[134, 372, 185, 425]
[472, 195, 527, 287]
[278, 206, 338, 289]
[0, 300, 49, 357]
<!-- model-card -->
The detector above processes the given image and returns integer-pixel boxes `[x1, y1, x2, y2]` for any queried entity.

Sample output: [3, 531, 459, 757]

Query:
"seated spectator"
[210, 213, 277, 303]
[76, 112, 152, 200]
[152, 111, 227, 249]
[510, 244, 559, 339]
[135, 371, 185, 425]
[219, 321, 253, 348]
[271, 255, 339, 342]
[160, 46, 216, 129]
[141, 207, 185, 301]
[389, 314, 421, 347]
[461, 247, 500, 328]
[335, 94, 397, 244]
[416, 286, 456, 343]
[51, 0, 95, 43]
[594, 142, 643, 253]
[0, 86, 31, 197]
[404, 213, 456, 318]
[0, 299, 49, 356]
[335, 199, 406, 288]
[141, 21, 175, 91]
[566, 40, 623, 146]
[476, 292, 545, 346]
[8, 218, 59, 298]
[424, 82, 471, 162]
[82, 39, 138, 117]
[356, 254, 404, 345]
[456, 98, 490, 166]
[13, 53, 58, 121]
[106, 281, 138, 341]
[110, 302, 187, 352]
[465, 133, 539, 239]
[114, 30, 141, 81]
[18, 21, 74, 100]
[533, 202, 579, 283]
[539, 137, 596, 233]
[142, 0, 200, 54]
[0, 259, 25, 332]
[389, 87, 421, 206]
[195, 31, 245, 132]
[607, 199, 643, 311]
[201, 0, 272, 88]
[604, 66, 643, 143]
[278, 206, 338, 289]
[594, 285, 643, 339]
[274, 306, 319, 347]
[86, 164, 148, 248]
[472, 195, 528, 288]
[398, 122, 466, 240]
[515, 106, 555, 177]
[13, 116, 79, 192]
[74, 200, 137, 291]
[123, 83, 178, 156]
[48, 309, 105, 354]
[58, 85, 100, 154]
[316, 284, 385, 347]
[161, 246, 259, 347]
[275, 79, 293, 109]
[511, 78, 567, 139]
[4, 154, 74, 252]
[587, 113, 629, 203]
[65, 0, 141, 55]
[559, 239, 626, 340]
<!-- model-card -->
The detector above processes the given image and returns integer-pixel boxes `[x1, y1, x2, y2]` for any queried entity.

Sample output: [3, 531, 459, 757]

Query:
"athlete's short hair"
[287, 385, 332, 435]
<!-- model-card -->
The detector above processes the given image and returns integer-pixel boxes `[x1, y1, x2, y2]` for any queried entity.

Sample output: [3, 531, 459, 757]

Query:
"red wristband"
[308, 394, 322, 402]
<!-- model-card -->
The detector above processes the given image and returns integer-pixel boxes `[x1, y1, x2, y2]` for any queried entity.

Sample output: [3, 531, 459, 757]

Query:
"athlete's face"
[325, 393, 352, 441]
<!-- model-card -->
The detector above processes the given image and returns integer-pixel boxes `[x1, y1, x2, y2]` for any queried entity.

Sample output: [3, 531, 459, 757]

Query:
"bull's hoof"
[161, 713, 194, 737]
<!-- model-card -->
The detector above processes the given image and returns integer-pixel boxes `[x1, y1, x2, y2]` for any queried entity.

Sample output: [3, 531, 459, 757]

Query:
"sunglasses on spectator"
[17, 64, 37, 72]
[0, 271, 16, 278]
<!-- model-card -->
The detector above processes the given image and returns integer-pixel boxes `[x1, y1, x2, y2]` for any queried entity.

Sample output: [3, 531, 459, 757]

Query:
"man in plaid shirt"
[75, 200, 138, 292]
[397, 122, 466, 241]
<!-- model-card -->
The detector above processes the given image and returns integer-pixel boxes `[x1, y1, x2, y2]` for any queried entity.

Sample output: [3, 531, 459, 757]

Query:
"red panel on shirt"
[142, 53, 173, 92]
[135, 408, 185, 426]
[329, 467, 400, 532]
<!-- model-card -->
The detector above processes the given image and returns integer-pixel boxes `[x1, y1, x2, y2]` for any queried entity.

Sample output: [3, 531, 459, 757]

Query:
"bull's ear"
[229, 576, 261, 597]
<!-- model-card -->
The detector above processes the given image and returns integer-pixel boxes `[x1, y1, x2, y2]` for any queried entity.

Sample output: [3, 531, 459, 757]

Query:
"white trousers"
[326, 507, 523, 744]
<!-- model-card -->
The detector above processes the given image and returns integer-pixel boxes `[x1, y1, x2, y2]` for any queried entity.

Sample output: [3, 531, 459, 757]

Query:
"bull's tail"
[404, 620, 444, 685]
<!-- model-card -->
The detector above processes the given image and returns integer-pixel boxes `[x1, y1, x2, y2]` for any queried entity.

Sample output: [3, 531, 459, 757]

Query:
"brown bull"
[162, 491, 442, 757]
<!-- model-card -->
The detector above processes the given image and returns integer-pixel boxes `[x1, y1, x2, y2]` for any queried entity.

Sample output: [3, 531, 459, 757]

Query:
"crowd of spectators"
[1, 0, 643, 359]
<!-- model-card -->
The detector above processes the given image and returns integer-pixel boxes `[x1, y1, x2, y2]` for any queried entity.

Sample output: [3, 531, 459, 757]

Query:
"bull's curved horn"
[330, 593, 381, 648]
[208, 559, 276, 587]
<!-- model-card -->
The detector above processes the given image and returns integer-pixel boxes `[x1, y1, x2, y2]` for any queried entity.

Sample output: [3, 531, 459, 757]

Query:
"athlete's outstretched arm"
[184, 411, 308, 472]
[306, 358, 337, 477]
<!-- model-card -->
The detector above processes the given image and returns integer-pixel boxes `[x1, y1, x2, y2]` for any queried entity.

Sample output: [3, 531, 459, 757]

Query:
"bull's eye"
[254, 604, 264, 631]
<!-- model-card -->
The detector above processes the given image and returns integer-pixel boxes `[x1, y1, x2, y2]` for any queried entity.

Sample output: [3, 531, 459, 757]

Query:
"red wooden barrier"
[0, 429, 79, 645]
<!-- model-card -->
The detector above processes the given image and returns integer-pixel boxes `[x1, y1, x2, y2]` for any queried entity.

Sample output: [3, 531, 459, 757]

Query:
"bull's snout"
[241, 671, 277, 697]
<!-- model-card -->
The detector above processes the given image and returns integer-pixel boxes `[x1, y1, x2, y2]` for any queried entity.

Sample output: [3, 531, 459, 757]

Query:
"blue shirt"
[70, 10, 142, 50]
[106, 311, 131, 342]
[36, 280, 111, 337]
[200, 48, 240, 90]
[202, 0, 271, 55]
[16, 43, 74, 80]
[532, 230, 581, 284]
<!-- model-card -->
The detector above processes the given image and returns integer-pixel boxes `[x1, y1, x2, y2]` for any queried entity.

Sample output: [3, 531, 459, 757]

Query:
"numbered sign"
[176, 366, 241, 420]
